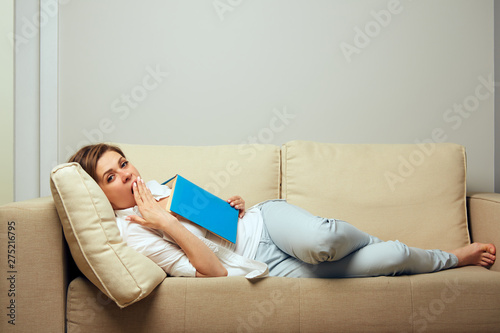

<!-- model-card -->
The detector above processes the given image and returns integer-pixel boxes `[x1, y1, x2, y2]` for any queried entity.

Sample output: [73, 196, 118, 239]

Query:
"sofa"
[1, 140, 499, 332]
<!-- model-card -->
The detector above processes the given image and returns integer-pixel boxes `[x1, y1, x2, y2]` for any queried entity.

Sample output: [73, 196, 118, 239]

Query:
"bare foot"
[450, 243, 496, 268]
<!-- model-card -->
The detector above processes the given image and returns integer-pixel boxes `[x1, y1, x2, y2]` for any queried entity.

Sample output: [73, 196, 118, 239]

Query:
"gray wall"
[57, 0, 495, 193]
[0, 0, 13, 204]
[496, 0, 500, 193]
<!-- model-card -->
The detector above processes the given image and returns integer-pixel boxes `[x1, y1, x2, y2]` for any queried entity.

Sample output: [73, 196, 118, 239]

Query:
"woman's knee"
[313, 219, 375, 262]
[304, 219, 367, 264]
[382, 241, 412, 272]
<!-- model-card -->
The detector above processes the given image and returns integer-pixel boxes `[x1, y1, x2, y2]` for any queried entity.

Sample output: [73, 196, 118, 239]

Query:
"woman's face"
[95, 150, 141, 210]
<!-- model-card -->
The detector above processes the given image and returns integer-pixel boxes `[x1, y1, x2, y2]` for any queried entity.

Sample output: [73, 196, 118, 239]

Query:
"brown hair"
[68, 143, 126, 181]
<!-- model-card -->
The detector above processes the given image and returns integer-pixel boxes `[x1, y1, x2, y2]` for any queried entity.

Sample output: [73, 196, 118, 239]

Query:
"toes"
[481, 255, 495, 266]
[489, 244, 496, 255]
[483, 243, 496, 255]
[481, 258, 494, 267]
[477, 243, 496, 255]
[484, 252, 496, 260]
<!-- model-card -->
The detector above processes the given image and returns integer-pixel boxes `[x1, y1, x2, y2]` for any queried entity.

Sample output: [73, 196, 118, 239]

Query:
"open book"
[162, 175, 239, 243]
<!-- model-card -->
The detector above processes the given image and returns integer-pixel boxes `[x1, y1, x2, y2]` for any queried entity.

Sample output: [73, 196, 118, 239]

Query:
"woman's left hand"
[227, 195, 246, 218]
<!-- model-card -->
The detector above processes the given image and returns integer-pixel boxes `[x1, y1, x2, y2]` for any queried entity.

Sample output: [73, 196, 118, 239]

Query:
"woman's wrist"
[159, 213, 182, 234]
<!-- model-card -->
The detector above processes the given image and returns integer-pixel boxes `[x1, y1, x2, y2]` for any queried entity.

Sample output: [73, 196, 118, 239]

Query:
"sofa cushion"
[66, 268, 500, 332]
[66, 275, 302, 332]
[50, 163, 166, 308]
[281, 141, 469, 250]
[117, 143, 281, 207]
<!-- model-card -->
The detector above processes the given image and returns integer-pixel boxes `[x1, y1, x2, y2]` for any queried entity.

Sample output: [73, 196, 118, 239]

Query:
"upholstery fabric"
[50, 163, 166, 308]
[467, 193, 500, 272]
[2, 142, 498, 332]
[117, 143, 281, 208]
[0, 197, 66, 332]
[281, 141, 470, 250]
[66, 267, 500, 332]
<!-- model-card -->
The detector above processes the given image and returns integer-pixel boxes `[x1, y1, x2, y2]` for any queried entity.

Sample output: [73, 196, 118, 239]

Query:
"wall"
[496, 0, 500, 193]
[14, 0, 42, 201]
[0, 0, 14, 205]
[57, 0, 495, 194]
[9, 0, 493, 201]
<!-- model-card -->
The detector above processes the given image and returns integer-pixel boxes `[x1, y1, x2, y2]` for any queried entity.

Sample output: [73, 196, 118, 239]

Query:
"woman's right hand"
[126, 177, 227, 277]
[126, 177, 177, 229]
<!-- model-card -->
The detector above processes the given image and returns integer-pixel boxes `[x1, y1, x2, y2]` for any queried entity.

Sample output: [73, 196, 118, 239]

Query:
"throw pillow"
[50, 162, 166, 308]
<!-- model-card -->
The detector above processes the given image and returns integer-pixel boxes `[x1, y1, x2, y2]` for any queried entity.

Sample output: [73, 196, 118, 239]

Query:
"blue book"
[162, 175, 239, 243]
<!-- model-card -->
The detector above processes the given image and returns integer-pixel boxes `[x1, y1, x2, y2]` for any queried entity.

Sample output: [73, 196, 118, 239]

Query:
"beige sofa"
[1, 140, 499, 332]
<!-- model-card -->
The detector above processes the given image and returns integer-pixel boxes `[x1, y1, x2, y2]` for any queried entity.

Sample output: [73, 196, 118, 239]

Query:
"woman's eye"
[121, 161, 128, 168]
[107, 174, 114, 183]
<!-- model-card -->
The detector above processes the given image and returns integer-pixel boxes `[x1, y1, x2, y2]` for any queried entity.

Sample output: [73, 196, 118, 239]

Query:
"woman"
[69, 143, 496, 278]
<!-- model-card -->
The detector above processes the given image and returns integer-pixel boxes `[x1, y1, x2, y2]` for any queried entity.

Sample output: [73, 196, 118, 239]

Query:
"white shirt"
[114, 180, 268, 278]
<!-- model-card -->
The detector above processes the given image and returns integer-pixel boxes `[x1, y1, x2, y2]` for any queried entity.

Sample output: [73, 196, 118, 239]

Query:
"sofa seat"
[66, 266, 500, 332]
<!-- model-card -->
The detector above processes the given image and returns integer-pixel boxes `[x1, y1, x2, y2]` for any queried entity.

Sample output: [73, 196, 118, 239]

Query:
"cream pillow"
[50, 162, 166, 308]
[281, 141, 470, 251]
[118, 143, 282, 207]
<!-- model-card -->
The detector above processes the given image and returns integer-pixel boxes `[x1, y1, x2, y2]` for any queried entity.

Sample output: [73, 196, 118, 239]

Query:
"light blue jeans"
[254, 201, 458, 278]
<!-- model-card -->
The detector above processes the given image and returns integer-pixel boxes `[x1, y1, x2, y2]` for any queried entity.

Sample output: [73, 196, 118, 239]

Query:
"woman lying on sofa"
[69, 143, 496, 278]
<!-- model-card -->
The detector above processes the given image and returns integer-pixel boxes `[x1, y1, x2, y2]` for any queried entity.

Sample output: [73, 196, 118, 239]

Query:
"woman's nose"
[119, 170, 131, 182]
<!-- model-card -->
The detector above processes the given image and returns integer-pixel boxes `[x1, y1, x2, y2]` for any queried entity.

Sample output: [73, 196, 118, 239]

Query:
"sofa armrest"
[467, 192, 500, 272]
[0, 197, 67, 332]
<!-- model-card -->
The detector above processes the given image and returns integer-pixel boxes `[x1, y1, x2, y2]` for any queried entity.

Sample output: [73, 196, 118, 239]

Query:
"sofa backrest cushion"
[281, 141, 470, 250]
[50, 163, 166, 308]
[118, 143, 281, 208]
